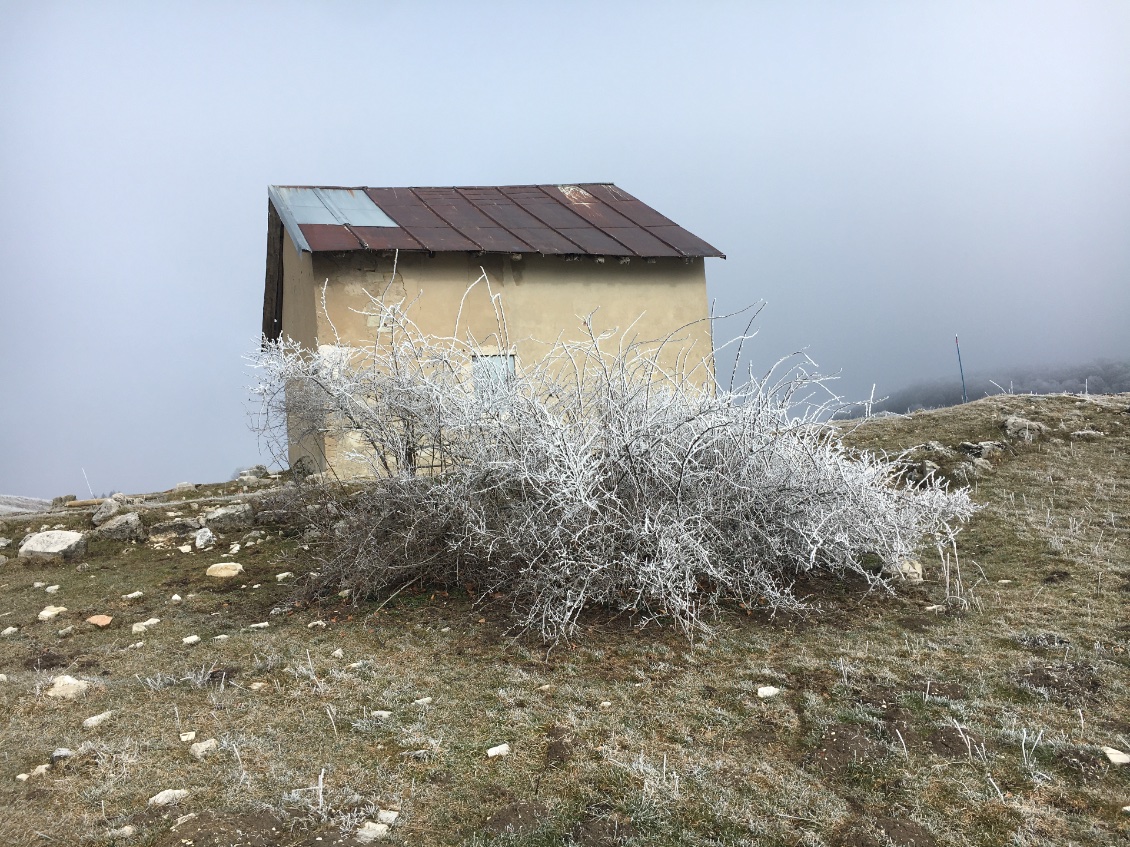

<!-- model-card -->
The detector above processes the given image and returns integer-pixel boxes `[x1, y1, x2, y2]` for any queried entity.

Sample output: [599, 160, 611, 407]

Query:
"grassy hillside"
[0, 393, 1127, 846]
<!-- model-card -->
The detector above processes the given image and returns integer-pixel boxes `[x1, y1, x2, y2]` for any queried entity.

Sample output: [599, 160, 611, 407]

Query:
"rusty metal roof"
[267, 184, 724, 259]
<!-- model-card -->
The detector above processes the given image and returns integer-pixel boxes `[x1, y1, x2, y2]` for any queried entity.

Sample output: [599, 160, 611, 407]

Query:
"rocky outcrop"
[204, 503, 254, 531]
[95, 512, 146, 541]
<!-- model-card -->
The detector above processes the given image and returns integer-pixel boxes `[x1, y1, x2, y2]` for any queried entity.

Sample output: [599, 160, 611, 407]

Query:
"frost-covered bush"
[250, 282, 976, 641]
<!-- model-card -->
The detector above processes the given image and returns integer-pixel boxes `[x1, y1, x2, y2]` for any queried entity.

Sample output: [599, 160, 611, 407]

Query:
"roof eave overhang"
[268, 185, 312, 254]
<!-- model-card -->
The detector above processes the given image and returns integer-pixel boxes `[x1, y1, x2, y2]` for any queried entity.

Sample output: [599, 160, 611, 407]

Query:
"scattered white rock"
[924, 604, 944, 612]
[51, 747, 74, 762]
[1002, 415, 1048, 442]
[170, 594, 183, 603]
[1103, 746, 1130, 765]
[757, 686, 781, 699]
[206, 562, 244, 578]
[129, 641, 145, 649]
[83, 710, 114, 728]
[0, 673, 7, 682]
[45, 584, 60, 594]
[897, 559, 924, 583]
[47, 675, 89, 699]
[276, 571, 294, 581]
[182, 635, 201, 646]
[599, 701, 612, 708]
[15, 773, 29, 782]
[307, 620, 326, 629]
[228, 543, 241, 555]
[371, 710, 392, 719]
[249, 682, 269, 691]
[2, 626, 18, 636]
[413, 696, 433, 706]
[377, 809, 400, 825]
[194, 527, 215, 549]
[355, 821, 391, 843]
[122, 591, 143, 600]
[38, 605, 68, 621]
[248, 621, 269, 630]
[252, 583, 261, 589]
[148, 788, 189, 806]
[331, 648, 344, 658]
[338, 589, 352, 598]
[107, 825, 136, 838]
[212, 634, 229, 641]
[30, 764, 50, 777]
[440, 626, 451, 632]
[997, 579, 1013, 585]
[19, 530, 86, 561]
[179, 731, 196, 742]
[58, 625, 74, 637]
[1070, 429, 1105, 440]
[487, 742, 511, 758]
[34, 581, 46, 588]
[177, 544, 192, 553]
[347, 661, 366, 670]
[189, 738, 217, 760]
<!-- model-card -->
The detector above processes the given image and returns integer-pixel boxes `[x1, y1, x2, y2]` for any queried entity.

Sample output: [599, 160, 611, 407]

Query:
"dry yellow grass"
[0, 393, 1127, 846]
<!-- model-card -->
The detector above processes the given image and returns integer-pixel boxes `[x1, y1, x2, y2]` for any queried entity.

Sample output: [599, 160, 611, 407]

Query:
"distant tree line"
[846, 359, 1130, 417]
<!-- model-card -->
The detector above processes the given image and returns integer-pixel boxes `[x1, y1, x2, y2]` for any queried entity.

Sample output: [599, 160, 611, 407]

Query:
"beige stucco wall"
[280, 235, 715, 475]
[280, 230, 326, 472]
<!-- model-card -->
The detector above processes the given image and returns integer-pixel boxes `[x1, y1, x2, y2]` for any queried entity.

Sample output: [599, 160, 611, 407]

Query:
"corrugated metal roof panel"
[268, 184, 724, 258]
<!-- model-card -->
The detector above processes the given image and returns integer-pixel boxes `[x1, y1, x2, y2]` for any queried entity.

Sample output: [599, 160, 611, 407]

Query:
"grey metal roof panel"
[268, 184, 724, 258]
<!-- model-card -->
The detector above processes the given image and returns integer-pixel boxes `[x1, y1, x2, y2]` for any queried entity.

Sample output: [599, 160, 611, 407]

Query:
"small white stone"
[440, 626, 451, 632]
[487, 742, 511, 758]
[252, 583, 261, 589]
[347, 661, 365, 669]
[179, 731, 196, 742]
[57, 625, 74, 637]
[132, 622, 149, 634]
[206, 562, 243, 578]
[249, 681, 268, 691]
[228, 543, 241, 555]
[51, 747, 74, 761]
[177, 544, 192, 553]
[182, 635, 200, 645]
[1123, 805, 1130, 814]
[15, 773, 29, 781]
[248, 621, 269, 630]
[413, 696, 433, 706]
[377, 809, 399, 825]
[170, 594, 182, 602]
[122, 591, 143, 600]
[0, 673, 7, 682]
[194, 527, 215, 549]
[34, 581, 46, 588]
[331, 648, 344, 658]
[276, 571, 294, 581]
[757, 686, 781, 699]
[46, 675, 89, 698]
[143, 617, 160, 626]
[107, 825, 136, 838]
[371, 710, 392, 718]
[189, 738, 217, 760]
[30, 763, 50, 777]
[83, 710, 114, 728]
[1, 626, 17, 636]
[1102, 746, 1130, 765]
[38, 605, 67, 621]
[924, 604, 944, 612]
[338, 589, 352, 598]
[148, 788, 189, 806]
[307, 620, 326, 628]
[355, 821, 390, 843]
[599, 701, 612, 708]
[45, 584, 60, 594]
[997, 579, 1013, 584]
[212, 634, 229, 641]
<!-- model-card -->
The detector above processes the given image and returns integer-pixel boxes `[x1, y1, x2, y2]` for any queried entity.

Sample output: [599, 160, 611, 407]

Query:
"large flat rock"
[19, 530, 86, 561]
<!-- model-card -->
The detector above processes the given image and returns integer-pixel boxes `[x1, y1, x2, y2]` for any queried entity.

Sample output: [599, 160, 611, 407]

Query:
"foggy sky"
[2, 1, 1128, 498]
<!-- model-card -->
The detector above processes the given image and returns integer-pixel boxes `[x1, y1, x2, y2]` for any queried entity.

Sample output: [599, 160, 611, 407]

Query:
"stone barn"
[262, 183, 725, 475]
